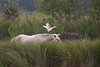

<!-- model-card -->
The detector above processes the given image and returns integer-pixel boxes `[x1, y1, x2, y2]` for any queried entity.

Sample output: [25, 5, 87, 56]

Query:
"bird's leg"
[48, 32, 50, 36]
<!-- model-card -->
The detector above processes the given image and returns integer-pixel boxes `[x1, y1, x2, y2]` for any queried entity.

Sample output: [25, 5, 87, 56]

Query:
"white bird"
[43, 23, 56, 35]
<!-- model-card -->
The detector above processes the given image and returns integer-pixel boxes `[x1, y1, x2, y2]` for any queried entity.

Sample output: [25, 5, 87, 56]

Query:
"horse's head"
[53, 34, 62, 42]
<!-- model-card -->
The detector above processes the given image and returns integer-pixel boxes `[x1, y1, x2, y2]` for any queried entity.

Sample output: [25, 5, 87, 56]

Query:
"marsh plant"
[0, 39, 100, 67]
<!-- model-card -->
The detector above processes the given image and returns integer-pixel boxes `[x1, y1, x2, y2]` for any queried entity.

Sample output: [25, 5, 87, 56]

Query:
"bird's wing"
[48, 26, 56, 31]
[43, 25, 49, 32]
[43, 25, 48, 29]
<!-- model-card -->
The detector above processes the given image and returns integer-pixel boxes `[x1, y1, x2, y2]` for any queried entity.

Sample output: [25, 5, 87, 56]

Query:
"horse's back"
[59, 33, 84, 40]
[10, 33, 61, 44]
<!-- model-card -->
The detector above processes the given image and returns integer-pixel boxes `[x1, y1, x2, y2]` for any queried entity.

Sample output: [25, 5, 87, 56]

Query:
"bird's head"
[46, 23, 50, 27]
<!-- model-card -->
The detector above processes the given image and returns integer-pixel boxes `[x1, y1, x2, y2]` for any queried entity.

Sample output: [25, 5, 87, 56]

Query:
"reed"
[0, 39, 100, 67]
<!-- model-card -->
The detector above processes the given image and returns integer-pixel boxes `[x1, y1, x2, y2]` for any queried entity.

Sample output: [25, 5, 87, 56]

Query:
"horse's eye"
[54, 35, 56, 38]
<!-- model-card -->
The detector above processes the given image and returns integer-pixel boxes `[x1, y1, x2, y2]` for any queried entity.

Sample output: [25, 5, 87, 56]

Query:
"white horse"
[11, 33, 61, 44]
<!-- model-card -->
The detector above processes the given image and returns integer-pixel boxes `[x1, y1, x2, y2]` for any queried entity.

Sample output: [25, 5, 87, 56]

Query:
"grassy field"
[0, 10, 100, 67]
[0, 39, 100, 67]
[0, 0, 100, 66]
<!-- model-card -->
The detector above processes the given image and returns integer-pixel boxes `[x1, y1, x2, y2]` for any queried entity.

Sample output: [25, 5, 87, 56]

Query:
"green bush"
[0, 19, 11, 39]
[1, 0, 19, 20]
[8, 14, 100, 39]
[61, 19, 100, 38]
[8, 12, 53, 37]
[8, 17, 46, 37]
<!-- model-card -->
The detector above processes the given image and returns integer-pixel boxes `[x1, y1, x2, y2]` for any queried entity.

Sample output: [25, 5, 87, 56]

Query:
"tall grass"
[7, 12, 100, 39]
[0, 12, 100, 39]
[0, 39, 100, 67]
[0, 19, 11, 40]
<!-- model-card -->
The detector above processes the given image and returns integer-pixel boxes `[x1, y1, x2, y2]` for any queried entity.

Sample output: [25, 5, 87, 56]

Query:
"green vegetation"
[0, 39, 100, 67]
[0, 19, 11, 39]
[0, 0, 100, 67]
[8, 13, 100, 38]
[0, 0, 35, 11]
[0, 0, 99, 39]
[0, 0, 19, 20]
